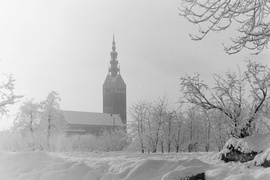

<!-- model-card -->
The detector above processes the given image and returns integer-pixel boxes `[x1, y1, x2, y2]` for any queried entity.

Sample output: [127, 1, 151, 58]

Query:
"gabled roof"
[62, 110, 123, 126]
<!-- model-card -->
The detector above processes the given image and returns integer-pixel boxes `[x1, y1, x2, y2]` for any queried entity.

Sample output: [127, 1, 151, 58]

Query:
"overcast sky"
[0, 0, 269, 128]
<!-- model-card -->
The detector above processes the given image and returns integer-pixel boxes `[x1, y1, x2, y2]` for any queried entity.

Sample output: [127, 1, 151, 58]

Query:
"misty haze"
[0, 0, 269, 180]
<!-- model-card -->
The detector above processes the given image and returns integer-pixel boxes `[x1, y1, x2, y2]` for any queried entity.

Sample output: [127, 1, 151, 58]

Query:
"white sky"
[0, 0, 269, 129]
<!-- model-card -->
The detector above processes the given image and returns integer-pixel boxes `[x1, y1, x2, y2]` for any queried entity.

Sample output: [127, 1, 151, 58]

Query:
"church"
[62, 35, 126, 136]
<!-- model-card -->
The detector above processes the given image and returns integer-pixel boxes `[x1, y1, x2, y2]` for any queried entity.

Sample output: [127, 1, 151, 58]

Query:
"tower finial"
[111, 32, 117, 54]
[113, 28, 115, 41]
[110, 33, 119, 77]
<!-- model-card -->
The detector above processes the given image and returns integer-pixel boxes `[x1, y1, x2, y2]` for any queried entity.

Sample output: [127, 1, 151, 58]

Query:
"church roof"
[62, 110, 124, 126]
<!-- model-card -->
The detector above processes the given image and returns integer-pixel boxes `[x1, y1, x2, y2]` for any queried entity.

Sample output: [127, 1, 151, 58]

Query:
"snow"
[1, 150, 270, 180]
[220, 133, 270, 166]
[222, 133, 270, 154]
[254, 148, 270, 166]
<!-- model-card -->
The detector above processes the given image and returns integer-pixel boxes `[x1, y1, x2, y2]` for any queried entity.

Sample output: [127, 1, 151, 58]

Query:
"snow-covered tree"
[182, 106, 202, 152]
[99, 128, 130, 152]
[40, 91, 65, 148]
[172, 108, 184, 153]
[199, 108, 229, 151]
[13, 99, 41, 150]
[180, 60, 270, 138]
[129, 97, 171, 153]
[129, 100, 152, 153]
[129, 96, 238, 152]
[200, 108, 212, 152]
[180, 0, 270, 54]
[211, 111, 230, 151]
[161, 110, 175, 153]
[150, 96, 169, 153]
[0, 74, 22, 116]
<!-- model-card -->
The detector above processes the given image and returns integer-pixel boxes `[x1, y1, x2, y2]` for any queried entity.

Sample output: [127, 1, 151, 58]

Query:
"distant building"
[63, 35, 127, 136]
[62, 110, 123, 136]
[103, 34, 127, 125]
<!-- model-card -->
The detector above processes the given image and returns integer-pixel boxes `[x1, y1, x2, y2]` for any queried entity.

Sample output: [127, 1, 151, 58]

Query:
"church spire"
[109, 34, 119, 77]
[110, 34, 118, 59]
[103, 33, 127, 126]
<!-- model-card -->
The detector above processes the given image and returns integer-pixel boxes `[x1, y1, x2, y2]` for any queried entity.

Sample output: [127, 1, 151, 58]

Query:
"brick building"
[63, 35, 126, 136]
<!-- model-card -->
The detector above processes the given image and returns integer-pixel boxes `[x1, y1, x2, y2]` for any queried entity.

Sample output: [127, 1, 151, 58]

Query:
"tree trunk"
[153, 122, 161, 153]
[140, 138, 144, 153]
[138, 120, 144, 153]
[167, 142, 171, 153]
[29, 117, 35, 151]
[240, 117, 256, 138]
[47, 114, 51, 148]
[141, 146, 144, 153]
[166, 117, 172, 153]
[176, 145, 179, 153]
[205, 144, 209, 152]
[174, 127, 181, 153]
[190, 122, 193, 142]
[205, 121, 211, 152]
[152, 143, 157, 153]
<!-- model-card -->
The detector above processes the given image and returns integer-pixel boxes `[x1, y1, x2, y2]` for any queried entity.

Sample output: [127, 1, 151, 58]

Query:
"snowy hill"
[1, 150, 270, 180]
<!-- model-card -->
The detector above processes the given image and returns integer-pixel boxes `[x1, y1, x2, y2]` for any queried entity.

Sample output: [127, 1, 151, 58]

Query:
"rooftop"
[62, 110, 123, 126]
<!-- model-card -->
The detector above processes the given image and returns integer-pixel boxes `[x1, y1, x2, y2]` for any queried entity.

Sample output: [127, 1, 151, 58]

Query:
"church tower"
[103, 35, 126, 125]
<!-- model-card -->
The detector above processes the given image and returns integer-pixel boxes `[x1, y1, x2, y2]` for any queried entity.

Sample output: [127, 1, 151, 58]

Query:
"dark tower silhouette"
[103, 35, 126, 125]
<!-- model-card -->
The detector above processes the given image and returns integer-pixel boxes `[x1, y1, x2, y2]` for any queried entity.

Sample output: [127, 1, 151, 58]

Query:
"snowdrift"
[222, 133, 270, 154]
[1, 150, 270, 180]
[221, 133, 270, 166]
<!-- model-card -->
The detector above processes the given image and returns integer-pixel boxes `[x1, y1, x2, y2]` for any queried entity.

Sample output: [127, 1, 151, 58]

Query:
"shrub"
[0, 128, 130, 152]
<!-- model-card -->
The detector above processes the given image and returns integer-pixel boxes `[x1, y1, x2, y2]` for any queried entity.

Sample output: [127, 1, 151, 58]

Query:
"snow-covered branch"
[180, 0, 270, 54]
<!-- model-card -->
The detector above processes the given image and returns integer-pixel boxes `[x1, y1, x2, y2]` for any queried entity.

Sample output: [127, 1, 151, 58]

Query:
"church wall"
[67, 124, 119, 136]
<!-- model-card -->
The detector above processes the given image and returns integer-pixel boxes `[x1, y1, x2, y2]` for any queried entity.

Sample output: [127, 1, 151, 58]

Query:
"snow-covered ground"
[0, 150, 270, 180]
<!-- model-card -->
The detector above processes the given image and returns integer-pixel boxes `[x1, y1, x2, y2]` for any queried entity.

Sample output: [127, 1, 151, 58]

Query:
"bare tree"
[172, 109, 184, 153]
[186, 106, 197, 143]
[151, 96, 169, 153]
[143, 108, 155, 153]
[184, 106, 201, 152]
[180, 0, 270, 54]
[180, 60, 270, 138]
[200, 108, 227, 152]
[211, 111, 230, 151]
[162, 111, 175, 153]
[129, 100, 152, 153]
[200, 108, 212, 152]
